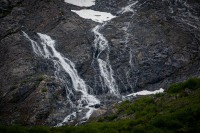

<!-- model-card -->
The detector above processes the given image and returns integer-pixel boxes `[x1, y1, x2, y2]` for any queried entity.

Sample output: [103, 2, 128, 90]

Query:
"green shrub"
[131, 125, 145, 133]
[41, 88, 48, 93]
[154, 93, 165, 98]
[183, 78, 200, 90]
[0, 125, 28, 133]
[102, 128, 118, 133]
[29, 126, 51, 133]
[37, 76, 45, 82]
[104, 114, 118, 121]
[166, 78, 200, 93]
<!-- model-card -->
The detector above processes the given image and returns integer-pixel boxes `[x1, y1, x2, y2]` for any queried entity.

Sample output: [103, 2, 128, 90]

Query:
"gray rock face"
[0, 0, 200, 126]
[105, 0, 200, 93]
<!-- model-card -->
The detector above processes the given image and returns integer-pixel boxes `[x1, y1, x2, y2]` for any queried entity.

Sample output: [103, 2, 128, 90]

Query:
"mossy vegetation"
[20, 75, 45, 86]
[166, 77, 200, 93]
[1, 78, 200, 133]
[41, 88, 48, 93]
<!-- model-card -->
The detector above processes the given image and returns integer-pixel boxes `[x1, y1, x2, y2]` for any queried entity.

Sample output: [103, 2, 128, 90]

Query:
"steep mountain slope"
[0, 0, 200, 126]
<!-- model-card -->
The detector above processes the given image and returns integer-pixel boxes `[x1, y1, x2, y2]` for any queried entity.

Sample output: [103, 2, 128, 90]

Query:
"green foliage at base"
[1, 78, 200, 133]
[166, 77, 200, 93]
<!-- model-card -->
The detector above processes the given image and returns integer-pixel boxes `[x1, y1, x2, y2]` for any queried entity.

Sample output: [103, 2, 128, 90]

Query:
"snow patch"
[127, 88, 164, 97]
[71, 9, 116, 23]
[64, 0, 95, 7]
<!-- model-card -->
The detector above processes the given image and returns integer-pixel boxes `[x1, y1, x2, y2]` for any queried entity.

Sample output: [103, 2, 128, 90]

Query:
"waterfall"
[68, 1, 141, 97]
[23, 32, 100, 126]
[23, 0, 146, 126]
[92, 24, 119, 96]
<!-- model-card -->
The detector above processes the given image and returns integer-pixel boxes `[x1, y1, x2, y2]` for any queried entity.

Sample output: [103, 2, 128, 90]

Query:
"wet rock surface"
[0, 0, 200, 125]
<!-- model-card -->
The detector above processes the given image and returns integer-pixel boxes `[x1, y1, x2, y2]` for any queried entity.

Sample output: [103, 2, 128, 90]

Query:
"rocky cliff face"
[0, 0, 199, 126]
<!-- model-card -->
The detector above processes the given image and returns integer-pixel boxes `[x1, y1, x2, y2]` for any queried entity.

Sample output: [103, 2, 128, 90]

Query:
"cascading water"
[89, 2, 140, 96]
[0, 0, 198, 127]
[23, 0, 167, 126]
[92, 24, 120, 96]
[23, 32, 100, 126]
[118, 1, 138, 46]
[117, 1, 140, 91]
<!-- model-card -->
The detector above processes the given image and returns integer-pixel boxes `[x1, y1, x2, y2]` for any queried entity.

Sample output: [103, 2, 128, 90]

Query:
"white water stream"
[23, 32, 100, 126]
[70, 0, 121, 96]
[23, 0, 168, 126]
[92, 24, 120, 96]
